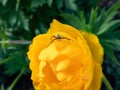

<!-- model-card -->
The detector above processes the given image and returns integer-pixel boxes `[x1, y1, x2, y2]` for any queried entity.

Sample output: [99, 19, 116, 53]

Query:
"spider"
[49, 33, 70, 45]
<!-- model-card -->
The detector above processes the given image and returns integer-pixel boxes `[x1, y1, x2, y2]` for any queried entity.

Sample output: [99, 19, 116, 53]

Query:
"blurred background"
[0, 0, 120, 90]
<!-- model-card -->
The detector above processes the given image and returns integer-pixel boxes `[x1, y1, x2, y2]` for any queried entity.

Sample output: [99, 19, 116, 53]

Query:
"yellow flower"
[27, 19, 103, 90]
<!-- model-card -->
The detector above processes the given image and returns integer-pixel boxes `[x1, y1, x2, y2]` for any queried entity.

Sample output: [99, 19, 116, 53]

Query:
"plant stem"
[102, 74, 113, 90]
[7, 68, 25, 90]
[0, 40, 31, 45]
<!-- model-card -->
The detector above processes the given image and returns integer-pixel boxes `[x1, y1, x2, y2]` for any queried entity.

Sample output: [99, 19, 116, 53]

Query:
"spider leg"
[50, 36, 56, 40]
[62, 37, 70, 41]
[49, 38, 57, 45]
[48, 35, 71, 46]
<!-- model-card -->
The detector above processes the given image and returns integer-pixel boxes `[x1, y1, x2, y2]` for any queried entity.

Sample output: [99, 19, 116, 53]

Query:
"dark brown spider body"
[55, 33, 62, 39]
[49, 33, 70, 45]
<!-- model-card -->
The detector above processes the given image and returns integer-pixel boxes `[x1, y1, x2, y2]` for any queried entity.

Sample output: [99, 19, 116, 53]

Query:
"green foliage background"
[0, 0, 120, 90]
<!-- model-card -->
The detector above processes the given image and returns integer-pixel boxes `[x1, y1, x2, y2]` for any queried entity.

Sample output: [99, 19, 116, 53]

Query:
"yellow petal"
[80, 31, 103, 89]
[27, 19, 103, 90]
[88, 60, 103, 90]
[38, 36, 94, 90]
[27, 34, 52, 82]
[41, 62, 59, 85]
[28, 34, 51, 51]
[33, 82, 49, 90]
[81, 31, 104, 64]
[47, 19, 84, 40]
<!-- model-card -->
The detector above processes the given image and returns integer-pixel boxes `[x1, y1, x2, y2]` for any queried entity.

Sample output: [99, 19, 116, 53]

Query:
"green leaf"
[89, 7, 98, 32]
[97, 20, 120, 35]
[79, 11, 89, 31]
[93, 1, 120, 34]
[106, 48, 120, 66]
[89, 7, 98, 26]
[100, 39, 120, 65]
[31, 0, 46, 8]
[46, 0, 53, 7]
[15, 0, 20, 11]
[30, 0, 53, 8]
[64, 0, 77, 11]
[60, 13, 81, 29]
[113, 30, 120, 39]
[105, 0, 120, 23]
[39, 23, 47, 34]
[3, 51, 28, 76]
[8, 11, 17, 26]
[0, 84, 5, 90]
[105, 37, 120, 51]
[19, 11, 29, 30]
[92, 9, 105, 34]
[56, 0, 64, 10]
[98, 0, 120, 26]
[103, 11, 119, 24]
[0, 0, 8, 6]
[0, 53, 15, 65]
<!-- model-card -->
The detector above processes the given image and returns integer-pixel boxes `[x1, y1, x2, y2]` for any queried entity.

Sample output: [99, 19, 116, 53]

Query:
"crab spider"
[49, 33, 70, 45]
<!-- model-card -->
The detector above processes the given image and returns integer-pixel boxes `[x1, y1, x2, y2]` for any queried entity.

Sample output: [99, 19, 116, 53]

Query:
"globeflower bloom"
[27, 19, 103, 90]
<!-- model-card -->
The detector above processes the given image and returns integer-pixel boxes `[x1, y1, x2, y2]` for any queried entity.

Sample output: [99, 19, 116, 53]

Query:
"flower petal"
[38, 37, 94, 89]
[27, 34, 52, 81]
[27, 19, 104, 90]
[81, 31, 104, 64]
[88, 60, 103, 90]
[47, 19, 84, 40]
